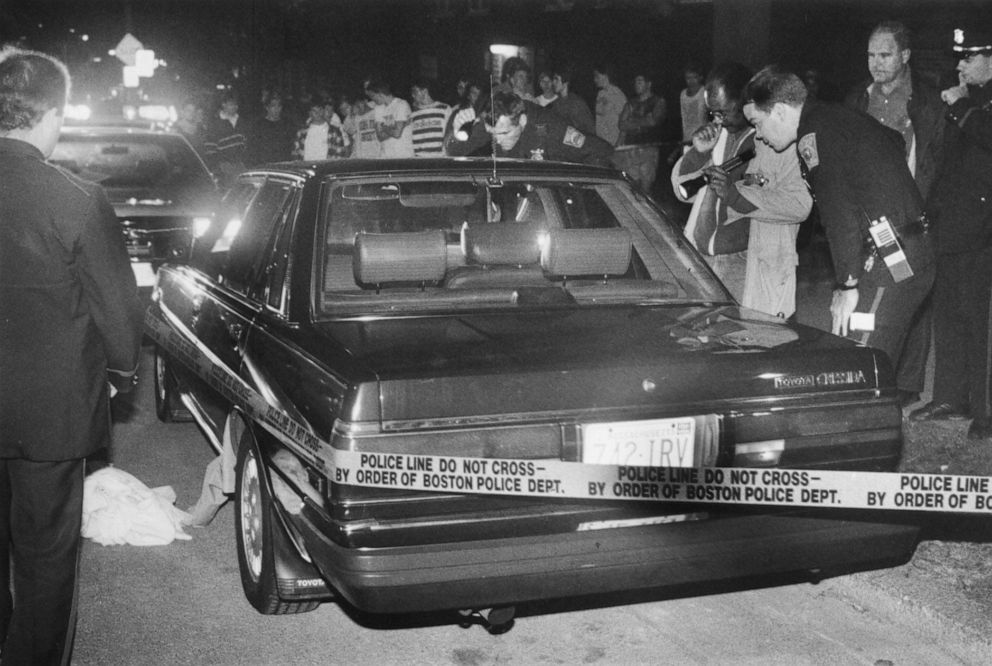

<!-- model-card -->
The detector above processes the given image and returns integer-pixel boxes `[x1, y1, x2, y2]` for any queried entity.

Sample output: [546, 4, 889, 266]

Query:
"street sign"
[134, 49, 157, 77]
[122, 66, 140, 88]
[114, 33, 143, 66]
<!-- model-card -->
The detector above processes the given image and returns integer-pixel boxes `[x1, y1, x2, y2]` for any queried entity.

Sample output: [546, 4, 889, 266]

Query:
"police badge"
[798, 133, 819, 169]
[563, 126, 586, 148]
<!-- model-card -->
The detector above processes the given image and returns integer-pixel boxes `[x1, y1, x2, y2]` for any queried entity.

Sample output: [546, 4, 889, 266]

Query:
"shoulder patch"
[563, 126, 586, 149]
[798, 133, 819, 169]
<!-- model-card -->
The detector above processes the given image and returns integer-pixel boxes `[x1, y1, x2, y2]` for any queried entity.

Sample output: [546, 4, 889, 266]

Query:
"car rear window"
[316, 176, 725, 316]
[51, 134, 214, 191]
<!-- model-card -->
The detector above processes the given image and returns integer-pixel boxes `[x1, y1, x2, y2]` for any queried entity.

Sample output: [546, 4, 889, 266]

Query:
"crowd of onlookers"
[171, 57, 708, 189]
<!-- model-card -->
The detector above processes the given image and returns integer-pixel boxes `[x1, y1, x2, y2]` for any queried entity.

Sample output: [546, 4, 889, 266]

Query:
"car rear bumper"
[294, 511, 919, 613]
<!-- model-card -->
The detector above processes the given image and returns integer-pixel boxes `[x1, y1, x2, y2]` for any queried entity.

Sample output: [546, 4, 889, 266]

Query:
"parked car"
[146, 157, 919, 628]
[51, 125, 218, 288]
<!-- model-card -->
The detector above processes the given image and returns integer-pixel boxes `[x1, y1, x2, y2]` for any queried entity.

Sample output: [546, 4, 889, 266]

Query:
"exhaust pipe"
[457, 606, 516, 634]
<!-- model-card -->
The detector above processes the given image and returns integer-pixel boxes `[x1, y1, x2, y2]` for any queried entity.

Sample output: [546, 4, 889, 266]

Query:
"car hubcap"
[240, 453, 263, 581]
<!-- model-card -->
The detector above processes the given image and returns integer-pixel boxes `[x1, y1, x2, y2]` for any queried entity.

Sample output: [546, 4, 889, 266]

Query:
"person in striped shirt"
[409, 79, 452, 157]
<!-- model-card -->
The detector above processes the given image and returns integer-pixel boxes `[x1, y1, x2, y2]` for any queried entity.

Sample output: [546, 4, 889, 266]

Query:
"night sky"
[0, 0, 987, 122]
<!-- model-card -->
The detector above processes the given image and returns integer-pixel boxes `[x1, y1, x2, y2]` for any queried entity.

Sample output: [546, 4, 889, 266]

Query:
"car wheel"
[153, 346, 190, 422]
[235, 432, 318, 615]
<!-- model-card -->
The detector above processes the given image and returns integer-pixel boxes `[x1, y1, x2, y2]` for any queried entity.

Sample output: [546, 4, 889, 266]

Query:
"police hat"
[952, 27, 992, 56]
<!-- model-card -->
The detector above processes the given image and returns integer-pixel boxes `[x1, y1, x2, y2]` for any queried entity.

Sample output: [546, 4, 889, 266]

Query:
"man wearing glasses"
[671, 62, 811, 315]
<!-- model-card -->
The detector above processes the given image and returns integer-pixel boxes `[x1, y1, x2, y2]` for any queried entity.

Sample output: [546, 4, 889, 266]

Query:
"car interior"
[319, 178, 692, 313]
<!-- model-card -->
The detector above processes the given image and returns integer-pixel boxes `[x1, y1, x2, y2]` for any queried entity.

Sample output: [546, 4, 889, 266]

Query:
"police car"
[146, 157, 918, 630]
[52, 125, 218, 288]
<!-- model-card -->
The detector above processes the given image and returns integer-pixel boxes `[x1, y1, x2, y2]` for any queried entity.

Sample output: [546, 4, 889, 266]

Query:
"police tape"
[145, 306, 992, 515]
[333, 449, 992, 513]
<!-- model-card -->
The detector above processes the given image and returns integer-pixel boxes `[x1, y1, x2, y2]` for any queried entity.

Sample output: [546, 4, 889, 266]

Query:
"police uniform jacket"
[0, 137, 143, 460]
[845, 73, 946, 201]
[450, 103, 614, 166]
[796, 101, 933, 285]
[928, 82, 992, 255]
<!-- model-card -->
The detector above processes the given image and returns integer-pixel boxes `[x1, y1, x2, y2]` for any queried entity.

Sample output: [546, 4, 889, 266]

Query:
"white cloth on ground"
[82, 467, 192, 546]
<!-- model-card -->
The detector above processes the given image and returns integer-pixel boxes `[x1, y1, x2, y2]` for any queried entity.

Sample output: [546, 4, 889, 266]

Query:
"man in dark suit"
[0, 47, 143, 663]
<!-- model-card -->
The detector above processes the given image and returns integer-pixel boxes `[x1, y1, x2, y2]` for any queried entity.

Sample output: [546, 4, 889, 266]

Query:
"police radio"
[867, 215, 914, 282]
[678, 148, 756, 199]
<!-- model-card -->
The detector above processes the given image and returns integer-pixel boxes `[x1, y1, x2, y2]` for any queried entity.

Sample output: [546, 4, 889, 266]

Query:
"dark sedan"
[146, 157, 918, 628]
[51, 125, 218, 288]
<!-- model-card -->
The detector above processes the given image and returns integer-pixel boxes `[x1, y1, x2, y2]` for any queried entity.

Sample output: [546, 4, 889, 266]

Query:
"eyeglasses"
[707, 106, 741, 122]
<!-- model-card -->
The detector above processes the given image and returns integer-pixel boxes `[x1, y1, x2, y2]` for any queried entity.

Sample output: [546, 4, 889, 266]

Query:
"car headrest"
[353, 230, 447, 286]
[461, 222, 543, 266]
[541, 228, 633, 277]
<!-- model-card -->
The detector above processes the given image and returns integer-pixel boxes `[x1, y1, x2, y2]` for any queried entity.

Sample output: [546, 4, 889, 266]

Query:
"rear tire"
[153, 346, 190, 422]
[234, 431, 318, 615]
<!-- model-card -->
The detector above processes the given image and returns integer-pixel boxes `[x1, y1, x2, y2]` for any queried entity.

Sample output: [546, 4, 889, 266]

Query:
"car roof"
[59, 123, 187, 139]
[241, 157, 622, 180]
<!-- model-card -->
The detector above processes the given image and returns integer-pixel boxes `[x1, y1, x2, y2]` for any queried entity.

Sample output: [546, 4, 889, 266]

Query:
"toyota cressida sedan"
[146, 157, 919, 629]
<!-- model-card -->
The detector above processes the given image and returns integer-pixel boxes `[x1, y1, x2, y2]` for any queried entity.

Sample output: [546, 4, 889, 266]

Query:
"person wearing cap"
[846, 20, 945, 410]
[909, 28, 992, 439]
[742, 66, 935, 399]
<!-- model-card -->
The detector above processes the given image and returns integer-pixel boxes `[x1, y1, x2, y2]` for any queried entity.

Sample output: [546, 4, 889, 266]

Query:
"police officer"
[742, 65, 935, 397]
[0, 48, 143, 662]
[910, 28, 992, 439]
[446, 90, 614, 166]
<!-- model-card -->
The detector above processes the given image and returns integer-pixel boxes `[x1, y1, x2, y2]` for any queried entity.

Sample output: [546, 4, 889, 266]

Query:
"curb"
[828, 548, 992, 663]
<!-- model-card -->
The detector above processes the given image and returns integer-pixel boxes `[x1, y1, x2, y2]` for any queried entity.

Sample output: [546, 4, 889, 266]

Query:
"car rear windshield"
[50, 134, 214, 192]
[316, 175, 726, 316]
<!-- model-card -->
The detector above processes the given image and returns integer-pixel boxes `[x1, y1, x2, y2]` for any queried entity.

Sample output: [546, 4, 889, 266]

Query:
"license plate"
[581, 417, 695, 467]
[131, 261, 156, 287]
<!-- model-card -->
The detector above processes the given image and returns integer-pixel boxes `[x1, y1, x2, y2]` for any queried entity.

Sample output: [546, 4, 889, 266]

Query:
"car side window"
[222, 179, 294, 296]
[190, 179, 261, 280]
[552, 185, 617, 230]
[263, 187, 301, 313]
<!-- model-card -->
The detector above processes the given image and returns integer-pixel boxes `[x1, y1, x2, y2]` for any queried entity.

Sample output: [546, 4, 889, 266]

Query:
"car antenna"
[487, 70, 503, 188]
